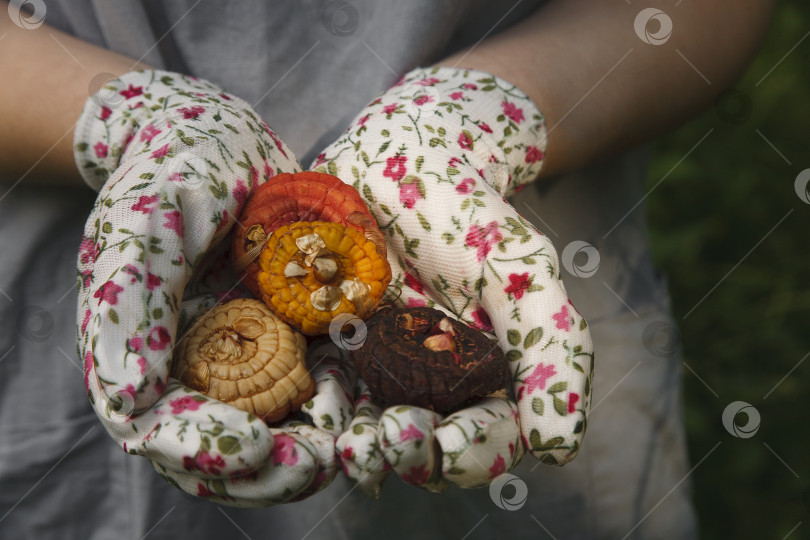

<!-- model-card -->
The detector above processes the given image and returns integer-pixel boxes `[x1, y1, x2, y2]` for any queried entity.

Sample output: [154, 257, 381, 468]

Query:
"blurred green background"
[645, 1, 809, 537]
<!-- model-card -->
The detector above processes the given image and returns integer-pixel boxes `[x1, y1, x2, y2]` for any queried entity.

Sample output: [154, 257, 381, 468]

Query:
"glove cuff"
[74, 70, 153, 191]
[338, 66, 547, 196]
[73, 69, 277, 191]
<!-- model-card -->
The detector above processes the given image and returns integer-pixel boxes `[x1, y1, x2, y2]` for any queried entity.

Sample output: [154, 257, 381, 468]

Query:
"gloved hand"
[75, 70, 348, 506]
[314, 67, 594, 492]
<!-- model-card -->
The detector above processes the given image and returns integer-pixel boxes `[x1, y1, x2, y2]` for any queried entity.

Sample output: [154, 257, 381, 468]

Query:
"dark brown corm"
[351, 306, 508, 412]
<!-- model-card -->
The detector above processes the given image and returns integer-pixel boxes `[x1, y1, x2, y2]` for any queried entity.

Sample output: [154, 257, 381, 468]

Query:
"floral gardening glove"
[75, 70, 349, 506]
[313, 67, 594, 492]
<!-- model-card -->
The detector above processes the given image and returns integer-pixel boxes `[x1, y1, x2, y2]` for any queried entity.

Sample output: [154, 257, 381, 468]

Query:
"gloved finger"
[469, 198, 593, 464]
[151, 428, 319, 507]
[280, 421, 338, 500]
[435, 397, 523, 488]
[300, 339, 358, 438]
[89, 377, 275, 478]
[335, 379, 390, 498]
[377, 406, 448, 493]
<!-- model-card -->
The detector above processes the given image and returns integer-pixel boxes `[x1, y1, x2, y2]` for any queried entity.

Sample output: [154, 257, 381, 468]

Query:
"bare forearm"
[0, 11, 146, 186]
[438, 0, 774, 178]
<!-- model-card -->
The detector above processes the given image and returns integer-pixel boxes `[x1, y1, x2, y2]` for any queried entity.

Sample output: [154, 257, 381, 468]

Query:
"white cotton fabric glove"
[315, 67, 594, 492]
[74, 70, 349, 506]
[335, 378, 391, 497]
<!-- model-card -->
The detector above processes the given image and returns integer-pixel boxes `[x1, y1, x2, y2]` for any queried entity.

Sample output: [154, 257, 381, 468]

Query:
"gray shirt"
[0, 1, 697, 538]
